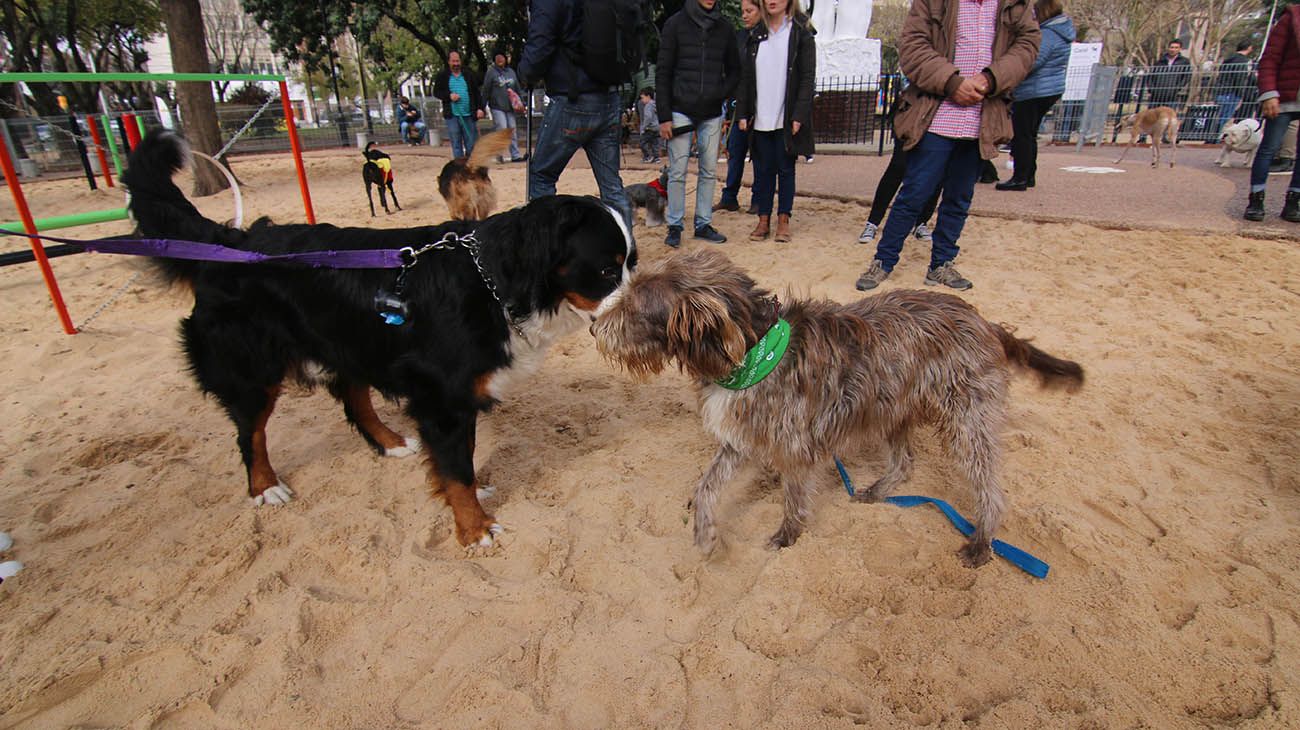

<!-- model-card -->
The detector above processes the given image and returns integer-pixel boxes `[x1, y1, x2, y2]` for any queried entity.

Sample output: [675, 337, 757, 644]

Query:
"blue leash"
[833, 457, 1049, 579]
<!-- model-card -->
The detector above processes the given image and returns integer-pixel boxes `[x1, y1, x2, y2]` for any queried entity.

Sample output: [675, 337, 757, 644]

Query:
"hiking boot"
[750, 214, 770, 241]
[713, 199, 740, 212]
[665, 225, 683, 248]
[774, 213, 791, 242]
[912, 223, 933, 241]
[1244, 191, 1266, 222]
[694, 224, 728, 243]
[1284, 191, 1300, 222]
[855, 259, 890, 290]
[924, 262, 973, 290]
[858, 221, 879, 243]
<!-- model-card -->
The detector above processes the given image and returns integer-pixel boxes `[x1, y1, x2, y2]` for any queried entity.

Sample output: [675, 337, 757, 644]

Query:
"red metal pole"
[280, 81, 316, 224]
[0, 134, 78, 334]
[85, 116, 114, 188]
[123, 113, 142, 150]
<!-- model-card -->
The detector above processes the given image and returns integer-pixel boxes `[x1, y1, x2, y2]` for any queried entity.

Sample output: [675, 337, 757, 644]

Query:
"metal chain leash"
[404, 231, 527, 340]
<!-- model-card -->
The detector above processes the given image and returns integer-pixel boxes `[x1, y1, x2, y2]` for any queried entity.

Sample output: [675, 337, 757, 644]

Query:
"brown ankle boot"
[774, 213, 791, 242]
[749, 214, 770, 241]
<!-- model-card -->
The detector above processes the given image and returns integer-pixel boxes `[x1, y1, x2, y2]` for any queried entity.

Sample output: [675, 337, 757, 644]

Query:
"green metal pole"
[101, 115, 123, 179]
[135, 115, 146, 137]
[0, 208, 129, 233]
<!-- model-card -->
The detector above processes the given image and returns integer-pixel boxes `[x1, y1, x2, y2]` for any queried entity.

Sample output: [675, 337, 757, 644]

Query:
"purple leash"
[0, 228, 408, 269]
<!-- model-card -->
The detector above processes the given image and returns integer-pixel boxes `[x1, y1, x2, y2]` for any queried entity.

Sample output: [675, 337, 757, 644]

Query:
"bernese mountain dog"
[123, 130, 636, 547]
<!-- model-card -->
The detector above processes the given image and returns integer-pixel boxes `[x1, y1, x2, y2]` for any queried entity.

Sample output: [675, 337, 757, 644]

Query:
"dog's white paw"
[476, 484, 496, 501]
[385, 437, 421, 458]
[252, 483, 294, 506]
[0, 560, 23, 580]
[475, 523, 505, 547]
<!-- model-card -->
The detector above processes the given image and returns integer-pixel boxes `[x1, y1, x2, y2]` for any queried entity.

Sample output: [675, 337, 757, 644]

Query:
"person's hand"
[791, 120, 801, 135]
[660, 121, 673, 140]
[952, 77, 985, 106]
[739, 118, 748, 131]
[1262, 98, 1281, 119]
[450, 92, 461, 102]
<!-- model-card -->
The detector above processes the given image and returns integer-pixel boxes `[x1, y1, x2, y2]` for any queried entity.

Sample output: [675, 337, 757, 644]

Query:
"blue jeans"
[446, 115, 478, 158]
[666, 112, 723, 230]
[1215, 94, 1241, 137]
[490, 108, 520, 159]
[720, 121, 749, 206]
[528, 91, 630, 228]
[400, 120, 427, 144]
[874, 133, 981, 271]
[1251, 111, 1300, 192]
[750, 130, 795, 216]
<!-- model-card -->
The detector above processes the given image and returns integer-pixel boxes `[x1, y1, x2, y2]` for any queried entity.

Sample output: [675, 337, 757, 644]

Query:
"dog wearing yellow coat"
[362, 142, 402, 216]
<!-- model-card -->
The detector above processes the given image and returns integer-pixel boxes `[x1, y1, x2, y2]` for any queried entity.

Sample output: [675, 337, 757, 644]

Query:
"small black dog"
[624, 167, 667, 227]
[362, 142, 401, 216]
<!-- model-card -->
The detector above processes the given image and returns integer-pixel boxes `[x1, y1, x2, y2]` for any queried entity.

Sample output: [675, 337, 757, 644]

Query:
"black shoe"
[745, 202, 758, 215]
[995, 179, 1029, 191]
[713, 199, 740, 212]
[1028, 174, 1036, 188]
[1284, 191, 1300, 222]
[1270, 157, 1295, 174]
[694, 224, 728, 243]
[665, 225, 683, 248]
[1244, 191, 1266, 221]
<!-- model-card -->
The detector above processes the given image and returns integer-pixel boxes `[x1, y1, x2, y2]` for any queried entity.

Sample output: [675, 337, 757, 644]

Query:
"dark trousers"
[874, 133, 981, 271]
[1009, 94, 1059, 183]
[750, 130, 796, 216]
[720, 122, 750, 206]
[869, 144, 941, 227]
[639, 128, 660, 160]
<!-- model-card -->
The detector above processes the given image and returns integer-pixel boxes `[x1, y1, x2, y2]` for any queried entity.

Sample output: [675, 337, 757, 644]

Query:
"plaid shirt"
[929, 0, 999, 139]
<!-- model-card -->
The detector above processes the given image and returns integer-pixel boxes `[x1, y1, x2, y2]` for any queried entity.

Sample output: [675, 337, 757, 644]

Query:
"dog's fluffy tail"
[123, 129, 248, 288]
[465, 128, 513, 171]
[995, 325, 1085, 392]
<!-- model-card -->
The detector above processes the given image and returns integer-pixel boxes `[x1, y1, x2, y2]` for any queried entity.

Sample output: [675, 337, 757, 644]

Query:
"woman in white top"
[735, 0, 816, 242]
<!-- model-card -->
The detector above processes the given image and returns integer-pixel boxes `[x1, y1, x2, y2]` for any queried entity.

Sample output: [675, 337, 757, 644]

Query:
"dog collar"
[715, 318, 790, 390]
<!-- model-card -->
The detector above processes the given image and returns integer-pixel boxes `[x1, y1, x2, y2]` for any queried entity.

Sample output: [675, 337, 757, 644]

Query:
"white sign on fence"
[1063, 43, 1104, 101]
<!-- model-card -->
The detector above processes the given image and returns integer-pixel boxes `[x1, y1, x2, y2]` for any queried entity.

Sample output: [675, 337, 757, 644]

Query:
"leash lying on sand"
[833, 457, 1050, 579]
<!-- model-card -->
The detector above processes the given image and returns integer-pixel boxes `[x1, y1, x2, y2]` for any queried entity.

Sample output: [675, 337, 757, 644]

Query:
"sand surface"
[0, 146, 1298, 728]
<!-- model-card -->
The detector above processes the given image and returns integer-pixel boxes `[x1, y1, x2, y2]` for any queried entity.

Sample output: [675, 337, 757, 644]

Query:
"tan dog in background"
[1115, 106, 1179, 168]
[437, 129, 513, 220]
[592, 250, 1084, 568]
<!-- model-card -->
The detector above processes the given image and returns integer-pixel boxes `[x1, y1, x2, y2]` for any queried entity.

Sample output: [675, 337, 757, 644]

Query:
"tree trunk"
[159, 0, 230, 196]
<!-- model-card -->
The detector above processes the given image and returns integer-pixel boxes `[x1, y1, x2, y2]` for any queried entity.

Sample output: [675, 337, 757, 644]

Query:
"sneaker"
[641, 156, 654, 164]
[855, 259, 890, 290]
[924, 262, 973, 290]
[694, 224, 728, 243]
[858, 221, 879, 243]
[912, 223, 933, 241]
[1270, 157, 1295, 174]
[804, 155, 814, 164]
[1244, 191, 1266, 221]
[665, 225, 683, 248]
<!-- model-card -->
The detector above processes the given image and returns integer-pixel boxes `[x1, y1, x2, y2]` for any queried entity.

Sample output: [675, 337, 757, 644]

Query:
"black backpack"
[576, 0, 654, 86]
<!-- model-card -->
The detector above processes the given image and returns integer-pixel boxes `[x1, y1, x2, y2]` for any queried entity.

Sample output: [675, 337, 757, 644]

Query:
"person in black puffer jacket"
[656, 0, 742, 248]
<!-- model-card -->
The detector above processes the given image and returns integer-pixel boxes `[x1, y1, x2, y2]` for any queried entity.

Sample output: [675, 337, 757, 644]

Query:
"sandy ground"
[0, 144, 1298, 728]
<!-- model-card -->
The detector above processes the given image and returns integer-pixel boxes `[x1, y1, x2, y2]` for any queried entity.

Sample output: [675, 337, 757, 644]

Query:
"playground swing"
[0, 71, 317, 335]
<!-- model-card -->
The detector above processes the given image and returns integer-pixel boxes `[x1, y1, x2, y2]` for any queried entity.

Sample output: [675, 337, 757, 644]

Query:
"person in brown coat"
[856, 0, 1039, 291]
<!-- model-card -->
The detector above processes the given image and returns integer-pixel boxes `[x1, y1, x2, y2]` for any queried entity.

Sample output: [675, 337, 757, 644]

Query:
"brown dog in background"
[592, 250, 1084, 567]
[1115, 106, 1179, 168]
[438, 128, 513, 220]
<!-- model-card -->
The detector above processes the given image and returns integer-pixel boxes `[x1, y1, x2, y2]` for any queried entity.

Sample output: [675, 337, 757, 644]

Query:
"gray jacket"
[482, 64, 522, 112]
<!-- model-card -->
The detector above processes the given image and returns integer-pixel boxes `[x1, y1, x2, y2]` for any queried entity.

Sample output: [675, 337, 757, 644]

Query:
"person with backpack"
[519, 0, 651, 228]
[656, 0, 743, 247]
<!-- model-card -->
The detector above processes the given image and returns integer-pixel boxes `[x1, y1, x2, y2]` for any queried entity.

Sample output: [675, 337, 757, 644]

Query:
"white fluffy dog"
[1218, 118, 1262, 167]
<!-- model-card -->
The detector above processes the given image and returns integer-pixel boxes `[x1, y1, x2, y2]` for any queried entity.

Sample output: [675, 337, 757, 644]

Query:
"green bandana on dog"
[715, 318, 790, 390]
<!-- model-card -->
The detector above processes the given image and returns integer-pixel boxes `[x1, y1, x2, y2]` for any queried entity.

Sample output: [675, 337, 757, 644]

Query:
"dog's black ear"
[666, 291, 748, 381]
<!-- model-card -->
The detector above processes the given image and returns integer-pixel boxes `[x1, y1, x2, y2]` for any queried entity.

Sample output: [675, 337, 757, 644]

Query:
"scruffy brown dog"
[438, 128, 513, 220]
[592, 250, 1084, 567]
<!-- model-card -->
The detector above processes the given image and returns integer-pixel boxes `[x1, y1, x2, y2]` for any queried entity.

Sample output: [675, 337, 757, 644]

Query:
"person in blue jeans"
[1245, 2, 1300, 222]
[656, 0, 742, 247]
[716, 0, 763, 214]
[434, 51, 485, 159]
[1214, 41, 1255, 138]
[518, 0, 632, 229]
[397, 97, 427, 145]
